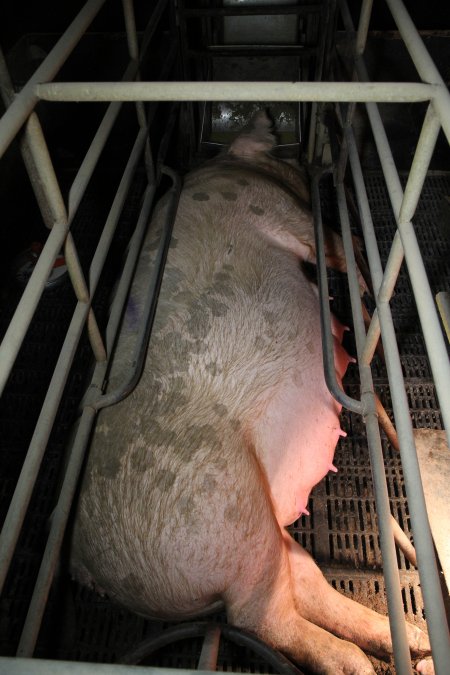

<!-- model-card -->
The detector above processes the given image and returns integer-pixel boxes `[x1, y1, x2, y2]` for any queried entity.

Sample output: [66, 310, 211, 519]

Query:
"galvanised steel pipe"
[34, 80, 437, 103]
[0, 223, 67, 396]
[16, 405, 97, 657]
[384, 0, 450, 143]
[343, 98, 450, 675]
[363, 96, 450, 444]
[0, 0, 107, 159]
[0, 128, 148, 597]
[335, 180, 413, 675]
[311, 174, 363, 415]
[68, 60, 138, 222]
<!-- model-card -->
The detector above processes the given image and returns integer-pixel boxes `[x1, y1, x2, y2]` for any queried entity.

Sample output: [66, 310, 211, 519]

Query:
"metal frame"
[0, 0, 449, 673]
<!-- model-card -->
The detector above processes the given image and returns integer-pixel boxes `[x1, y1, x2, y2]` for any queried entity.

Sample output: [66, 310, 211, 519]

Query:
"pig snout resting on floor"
[71, 112, 431, 674]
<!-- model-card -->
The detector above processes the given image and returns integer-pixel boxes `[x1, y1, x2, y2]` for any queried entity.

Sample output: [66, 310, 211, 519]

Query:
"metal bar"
[0, 223, 67, 396]
[340, 87, 450, 675]
[181, 5, 321, 17]
[197, 625, 221, 671]
[16, 406, 97, 657]
[363, 98, 450, 444]
[121, 0, 147, 129]
[0, 657, 212, 675]
[94, 167, 181, 410]
[336, 180, 413, 674]
[0, 47, 67, 229]
[0, 128, 147, 596]
[398, 103, 442, 225]
[355, 0, 374, 55]
[0, 47, 106, 364]
[68, 59, 138, 222]
[310, 174, 363, 414]
[35, 80, 437, 103]
[0, 0, 107, 160]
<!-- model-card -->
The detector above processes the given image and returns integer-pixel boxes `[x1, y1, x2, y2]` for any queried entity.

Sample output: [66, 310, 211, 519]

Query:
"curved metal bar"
[94, 166, 181, 411]
[310, 172, 363, 414]
[119, 621, 304, 675]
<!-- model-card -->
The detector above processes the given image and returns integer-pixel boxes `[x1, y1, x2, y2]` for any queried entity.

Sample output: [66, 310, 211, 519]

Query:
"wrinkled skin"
[71, 113, 431, 673]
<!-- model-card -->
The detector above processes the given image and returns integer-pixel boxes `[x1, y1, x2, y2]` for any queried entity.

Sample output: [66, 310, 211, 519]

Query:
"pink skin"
[71, 111, 433, 674]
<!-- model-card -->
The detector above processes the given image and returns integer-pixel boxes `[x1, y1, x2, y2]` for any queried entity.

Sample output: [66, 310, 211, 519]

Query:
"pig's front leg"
[283, 532, 431, 662]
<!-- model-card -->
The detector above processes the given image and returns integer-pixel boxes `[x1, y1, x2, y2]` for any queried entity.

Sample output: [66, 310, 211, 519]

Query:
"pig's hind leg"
[219, 444, 376, 674]
[283, 532, 431, 662]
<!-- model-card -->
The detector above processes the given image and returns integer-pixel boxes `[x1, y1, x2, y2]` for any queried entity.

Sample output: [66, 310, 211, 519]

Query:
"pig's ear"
[228, 110, 276, 158]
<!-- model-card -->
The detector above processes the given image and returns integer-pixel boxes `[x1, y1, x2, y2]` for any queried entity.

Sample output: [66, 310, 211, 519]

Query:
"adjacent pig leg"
[282, 532, 431, 661]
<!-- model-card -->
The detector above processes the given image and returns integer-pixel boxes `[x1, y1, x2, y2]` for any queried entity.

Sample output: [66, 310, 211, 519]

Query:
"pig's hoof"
[406, 624, 431, 658]
[415, 657, 435, 674]
[322, 641, 376, 675]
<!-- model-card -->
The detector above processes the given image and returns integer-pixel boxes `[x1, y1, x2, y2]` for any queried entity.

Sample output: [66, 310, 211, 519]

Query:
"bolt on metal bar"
[0, 127, 147, 596]
[34, 80, 437, 103]
[0, 0, 107, 160]
[310, 174, 363, 414]
[336, 180, 413, 674]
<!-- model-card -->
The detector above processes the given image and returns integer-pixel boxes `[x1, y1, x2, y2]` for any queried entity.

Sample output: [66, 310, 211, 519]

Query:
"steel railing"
[0, 0, 448, 673]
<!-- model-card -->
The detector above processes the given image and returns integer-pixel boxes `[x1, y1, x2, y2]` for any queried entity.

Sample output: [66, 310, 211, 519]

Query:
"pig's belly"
[254, 363, 343, 526]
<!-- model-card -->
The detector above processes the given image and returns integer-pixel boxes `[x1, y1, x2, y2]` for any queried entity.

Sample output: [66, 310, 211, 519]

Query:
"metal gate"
[0, 1, 449, 673]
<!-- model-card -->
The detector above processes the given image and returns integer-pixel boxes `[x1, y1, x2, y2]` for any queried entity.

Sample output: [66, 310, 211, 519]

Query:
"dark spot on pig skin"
[97, 451, 121, 479]
[249, 204, 265, 216]
[192, 192, 210, 201]
[202, 473, 218, 494]
[224, 503, 240, 524]
[230, 418, 241, 431]
[155, 469, 176, 490]
[129, 447, 156, 473]
[213, 272, 230, 283]
[120, 573, 146, 597]
[223, 264, 234, 272]
[169, 236, 178, 249]
[205, 362, 221, 376]
[220, 192, 238, 201]
[236, 178, 249, 186]
[213, 403, 228, 417]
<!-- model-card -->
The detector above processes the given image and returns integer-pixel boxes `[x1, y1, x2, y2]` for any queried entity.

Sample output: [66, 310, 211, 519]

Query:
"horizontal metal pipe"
[181, 5, 321, 17]
[34, 80, 437, 103]
[0, 0, 107, 160]
[0, 657, 213, 675]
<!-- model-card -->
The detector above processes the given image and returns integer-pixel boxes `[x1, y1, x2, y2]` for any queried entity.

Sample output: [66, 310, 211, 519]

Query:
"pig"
[71, 112, 432, 674]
